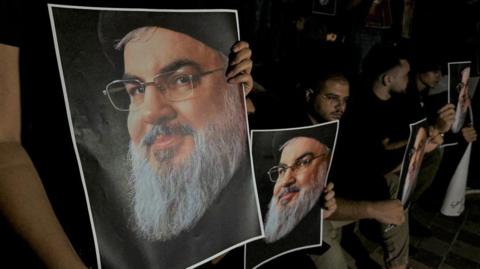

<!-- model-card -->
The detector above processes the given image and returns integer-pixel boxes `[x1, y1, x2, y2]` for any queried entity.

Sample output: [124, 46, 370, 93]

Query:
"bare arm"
[0, 43, 87, 269]
[330, 197, 405, 225]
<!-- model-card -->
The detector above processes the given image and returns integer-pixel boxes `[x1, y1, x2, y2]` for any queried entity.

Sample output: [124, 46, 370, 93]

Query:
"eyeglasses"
[267, 153, 327, 183]
[103, 67, 224, 111]
[319, 93, 349, 107]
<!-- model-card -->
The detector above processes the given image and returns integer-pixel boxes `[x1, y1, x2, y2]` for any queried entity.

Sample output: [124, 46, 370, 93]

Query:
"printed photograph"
[448, 61, 472, 133]
[246, 122, 338, 269]
[49, 6, 262, 269]
[396, 119, 428, 207]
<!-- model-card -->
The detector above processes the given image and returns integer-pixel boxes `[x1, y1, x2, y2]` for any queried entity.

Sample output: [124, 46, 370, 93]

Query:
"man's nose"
[141, 85, 176, 124]
[335, 100, 347, 111]
[279, 168, 296, 187]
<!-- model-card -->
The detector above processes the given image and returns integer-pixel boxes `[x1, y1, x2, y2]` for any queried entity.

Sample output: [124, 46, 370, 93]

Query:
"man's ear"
[382, 73, 392, 86]
[306, 88, 314, 102]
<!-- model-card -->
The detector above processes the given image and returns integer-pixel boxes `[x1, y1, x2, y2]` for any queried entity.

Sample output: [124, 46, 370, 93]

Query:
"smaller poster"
[312, 0, 336, 16]
[246, 121, 338, 269]
[396, 119, 428, 208]
[448, 61, 472, 133]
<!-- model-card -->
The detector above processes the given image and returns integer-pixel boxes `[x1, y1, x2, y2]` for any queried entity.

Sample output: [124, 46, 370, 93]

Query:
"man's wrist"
[363, 201, 376, 219]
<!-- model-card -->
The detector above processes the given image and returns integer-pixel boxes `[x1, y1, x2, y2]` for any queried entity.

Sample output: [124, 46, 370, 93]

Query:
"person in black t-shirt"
[344, 44, 411, 269]
[300, 69, 404, 269]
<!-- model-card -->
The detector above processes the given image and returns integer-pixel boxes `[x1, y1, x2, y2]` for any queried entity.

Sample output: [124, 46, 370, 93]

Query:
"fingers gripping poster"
[246, 122, 338, 268]
[48, 5, 262, 269]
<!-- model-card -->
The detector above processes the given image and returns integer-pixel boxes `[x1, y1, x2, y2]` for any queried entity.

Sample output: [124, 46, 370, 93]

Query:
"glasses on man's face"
[267, 153, 327, 183]
[320, 93, 349, 107]
[103, 67, 224, 111]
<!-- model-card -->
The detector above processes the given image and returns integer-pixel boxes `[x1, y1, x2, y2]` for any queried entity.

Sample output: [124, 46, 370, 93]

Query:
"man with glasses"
[97, 12, 261, 267]
[305, 72, 350, 123]
[263, 131, 331, 243]
[0, 8, 258, 269]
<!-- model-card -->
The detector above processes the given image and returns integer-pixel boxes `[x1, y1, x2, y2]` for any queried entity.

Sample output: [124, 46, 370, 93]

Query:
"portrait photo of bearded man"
[246, 122, 337, 268]
[50, 6, 261, 269]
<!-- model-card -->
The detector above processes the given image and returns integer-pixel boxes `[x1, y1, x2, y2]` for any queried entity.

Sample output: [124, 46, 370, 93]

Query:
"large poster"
[48, 5, 262, 269]
[246, 122, 338, 268]
[396, 119, 428, 208]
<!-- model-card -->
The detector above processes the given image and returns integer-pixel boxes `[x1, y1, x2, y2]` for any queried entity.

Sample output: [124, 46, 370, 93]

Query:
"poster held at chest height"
[49, 5, 262, 269]
[395, 118, 428, 208]
[246, 122, 338, 268]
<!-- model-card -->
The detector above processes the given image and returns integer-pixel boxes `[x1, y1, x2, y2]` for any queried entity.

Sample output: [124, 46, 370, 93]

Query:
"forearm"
[328, 197, 375, 221]
[0, 142, 86, 269]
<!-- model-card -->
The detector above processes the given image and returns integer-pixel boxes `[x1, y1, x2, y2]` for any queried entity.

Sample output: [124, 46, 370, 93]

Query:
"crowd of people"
[1, 0, 479, 268]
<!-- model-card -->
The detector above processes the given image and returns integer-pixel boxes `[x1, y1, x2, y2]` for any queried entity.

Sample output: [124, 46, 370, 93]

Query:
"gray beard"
[128, 85, 246, 241]
[263, 174, 324, 243]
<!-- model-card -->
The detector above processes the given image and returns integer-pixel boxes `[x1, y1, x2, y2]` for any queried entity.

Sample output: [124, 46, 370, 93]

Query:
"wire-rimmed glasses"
[319, 93, 350, 107]
[103, 67, 225, 111]
[267, 153, 327, 183]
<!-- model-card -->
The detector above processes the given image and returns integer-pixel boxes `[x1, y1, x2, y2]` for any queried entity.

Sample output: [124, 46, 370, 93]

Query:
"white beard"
[263, 172, 324, 243]
[128, 84, 246, 241]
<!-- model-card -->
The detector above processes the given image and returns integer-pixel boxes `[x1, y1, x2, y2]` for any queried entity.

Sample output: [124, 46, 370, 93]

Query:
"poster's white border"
[48, 4, 263, 269]
[246, 120, 340, 269]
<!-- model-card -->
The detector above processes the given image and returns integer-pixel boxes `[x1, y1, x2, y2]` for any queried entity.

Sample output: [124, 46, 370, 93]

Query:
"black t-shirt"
[337, 87, 393, 201]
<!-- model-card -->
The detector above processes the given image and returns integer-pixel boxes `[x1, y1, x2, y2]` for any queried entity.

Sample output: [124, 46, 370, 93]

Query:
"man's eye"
[298, 158, 312, 167]
[277, 166, 287, 175]
[171, 74, 192, 86]
[326, 95, 340, 102]
[126, 83, 144, 96]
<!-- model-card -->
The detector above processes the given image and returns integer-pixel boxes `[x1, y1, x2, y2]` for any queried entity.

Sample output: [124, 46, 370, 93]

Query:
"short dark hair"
[311, 72, 349, 95]
[363, 43, 407, 83]
[412, 49, 443, 75]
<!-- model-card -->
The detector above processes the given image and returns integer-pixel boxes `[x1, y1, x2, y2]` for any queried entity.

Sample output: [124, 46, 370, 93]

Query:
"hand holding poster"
[246, 122, 338, 268]
[49, 6, 261, 268]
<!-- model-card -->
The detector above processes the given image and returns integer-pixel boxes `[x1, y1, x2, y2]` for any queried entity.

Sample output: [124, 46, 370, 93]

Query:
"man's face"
[273, 137, 328, 208]
[264, 137, 329, 243]
[311, 79, 350, 121]
[124, 27, 247, 241]
[456, 67, 471, 113]
[390, 59, 410, 93]
[419, 70, 442, 89]
[124, 27, 230, 169]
